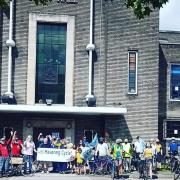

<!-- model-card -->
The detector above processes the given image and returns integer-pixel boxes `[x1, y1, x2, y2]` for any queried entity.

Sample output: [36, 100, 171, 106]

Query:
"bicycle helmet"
[116, 139, 122, 144]
[146, 142, 151, 148]
[156, 138, 160, 143]
[172, 137, 175, 140]
[124, 139, 128, 143]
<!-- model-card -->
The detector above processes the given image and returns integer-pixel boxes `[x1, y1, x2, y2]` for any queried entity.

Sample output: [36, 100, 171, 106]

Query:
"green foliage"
[125, 0, 169, 19]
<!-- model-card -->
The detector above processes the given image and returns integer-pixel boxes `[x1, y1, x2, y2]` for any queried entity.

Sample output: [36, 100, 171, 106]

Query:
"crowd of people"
[0, 130, 179, 179]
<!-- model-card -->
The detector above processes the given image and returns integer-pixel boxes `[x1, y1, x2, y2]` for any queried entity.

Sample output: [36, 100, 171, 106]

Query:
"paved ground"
[0, 172, 174, 180]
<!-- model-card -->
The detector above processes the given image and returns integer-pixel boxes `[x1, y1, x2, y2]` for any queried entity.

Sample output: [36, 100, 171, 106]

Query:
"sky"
[159, 0, 180, 31]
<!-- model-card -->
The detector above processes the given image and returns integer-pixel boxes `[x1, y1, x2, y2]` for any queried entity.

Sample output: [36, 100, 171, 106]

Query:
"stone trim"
[27, 13, 75, 106]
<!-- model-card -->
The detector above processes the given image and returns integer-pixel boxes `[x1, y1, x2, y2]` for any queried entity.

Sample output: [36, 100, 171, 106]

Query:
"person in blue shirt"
[82, 136, 89, 147]
[39, 137, 51, 173]
[169, 137, 179, 156]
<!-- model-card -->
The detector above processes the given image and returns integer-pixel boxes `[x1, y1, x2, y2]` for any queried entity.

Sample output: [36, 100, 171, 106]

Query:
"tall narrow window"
[35, 23, 67, 104]
[128, 51, 138, 94]
[170, 64, 180, 100]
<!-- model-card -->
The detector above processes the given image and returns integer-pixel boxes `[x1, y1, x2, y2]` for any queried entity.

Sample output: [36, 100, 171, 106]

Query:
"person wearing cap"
[0, 131, 13, 177]
[123, 139, 132, 172]
[155, 139, 162, 170]
[169, 137, 179, 156]
[111, 139, 123, 177]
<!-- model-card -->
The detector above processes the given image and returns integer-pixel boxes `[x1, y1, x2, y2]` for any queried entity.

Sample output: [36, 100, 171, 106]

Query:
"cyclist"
[96, 137, 109, 170]
[169, 137, 179, 156]
[122, 139, 131, 173]
[144, 142, 153, 179]
[111, 139, 123, 178]
[134, 136, 145, 155]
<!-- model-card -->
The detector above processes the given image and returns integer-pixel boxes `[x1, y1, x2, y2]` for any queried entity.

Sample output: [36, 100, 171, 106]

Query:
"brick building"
[0, 0, 159, 143]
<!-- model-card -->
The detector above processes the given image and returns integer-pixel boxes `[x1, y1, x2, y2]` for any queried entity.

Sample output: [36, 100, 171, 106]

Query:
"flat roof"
[0, 105, 127, 115]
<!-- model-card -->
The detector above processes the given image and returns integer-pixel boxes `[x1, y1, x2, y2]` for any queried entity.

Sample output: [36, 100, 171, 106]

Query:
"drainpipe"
[5, 0, 15, 98]
[86, 0, 96, 104]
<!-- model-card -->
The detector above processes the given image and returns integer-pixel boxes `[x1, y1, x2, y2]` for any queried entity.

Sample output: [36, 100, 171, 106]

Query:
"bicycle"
[110, 159, 116, 180]
[174, 157, 180, 180]
[123, 157, 131, 173]
[138, 155, 152, 180]
[93, 156, 110, 175]
[9, 156, 24, 176]
[169, 153, 179, 172]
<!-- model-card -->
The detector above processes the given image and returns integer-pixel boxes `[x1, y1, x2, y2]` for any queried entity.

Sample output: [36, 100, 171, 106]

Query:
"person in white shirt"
[23, 135, 36, 174]
[96, 137, 109, 169]
[134, 136, 145, 154]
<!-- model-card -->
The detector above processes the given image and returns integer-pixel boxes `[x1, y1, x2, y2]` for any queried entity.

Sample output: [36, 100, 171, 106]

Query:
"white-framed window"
[27, 14, 75, 106]
[128, 51, 138, 94]
[170, 64, 180, 101]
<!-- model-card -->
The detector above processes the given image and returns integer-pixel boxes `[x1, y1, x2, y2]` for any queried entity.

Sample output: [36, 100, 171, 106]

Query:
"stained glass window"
[128, 51, 138, 94]
[35, 23, 67, 104]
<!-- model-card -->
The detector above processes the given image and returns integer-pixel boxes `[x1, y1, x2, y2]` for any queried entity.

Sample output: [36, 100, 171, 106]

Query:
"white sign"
[37, 148, 76, 162]
[174, 130, 178, 135]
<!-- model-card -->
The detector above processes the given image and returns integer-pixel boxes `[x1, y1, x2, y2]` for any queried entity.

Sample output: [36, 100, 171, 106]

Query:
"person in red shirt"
[0, 132, 13, 177]
[10, 131, 23, 157]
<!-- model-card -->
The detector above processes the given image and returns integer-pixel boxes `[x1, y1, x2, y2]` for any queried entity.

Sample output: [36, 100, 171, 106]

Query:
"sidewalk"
[129, 170, 174, 179]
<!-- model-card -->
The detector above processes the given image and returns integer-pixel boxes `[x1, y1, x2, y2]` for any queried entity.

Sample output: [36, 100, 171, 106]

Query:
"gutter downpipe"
[86, 0, 95, 101]
[5, 0, 15, 98]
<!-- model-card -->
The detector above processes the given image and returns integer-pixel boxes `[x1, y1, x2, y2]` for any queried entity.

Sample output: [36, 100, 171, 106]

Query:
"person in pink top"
[23, 135, 36, 174]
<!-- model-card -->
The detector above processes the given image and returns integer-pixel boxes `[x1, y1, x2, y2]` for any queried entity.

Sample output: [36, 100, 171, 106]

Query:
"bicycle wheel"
[110, 162, 115, 180]
[174, 164, 180, 180]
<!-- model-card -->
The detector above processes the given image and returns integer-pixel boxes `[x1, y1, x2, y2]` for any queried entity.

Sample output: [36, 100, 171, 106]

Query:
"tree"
[0, 0, 169, 19]
[125, 0, 169, 19]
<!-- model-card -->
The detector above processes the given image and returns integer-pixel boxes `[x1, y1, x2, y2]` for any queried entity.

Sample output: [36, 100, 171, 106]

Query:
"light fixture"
[26, 121, 32, 128]
[46, 99, 53, 106]
[1, 93, 16, 104]
[66, 122, 72, 129]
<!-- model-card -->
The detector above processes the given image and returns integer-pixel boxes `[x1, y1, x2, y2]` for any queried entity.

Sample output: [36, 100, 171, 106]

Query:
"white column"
[6, 0, 15, 97]
[86, 0, 95, 100]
